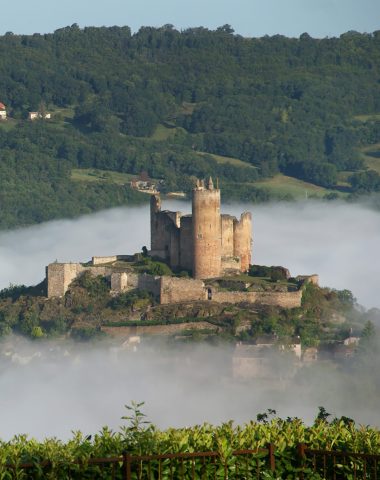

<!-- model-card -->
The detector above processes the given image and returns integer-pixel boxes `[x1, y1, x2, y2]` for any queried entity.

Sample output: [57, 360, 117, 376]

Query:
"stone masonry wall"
[179, 215, 193, 271]
[192, 186, 222, 279]
[101, 321, 220, 337]
[212, 289, 302, 308]
[233, 212, 252, 272]
[221, 256, 241, 274]
[47, 263, 113, 297]
[221, 215, 234, 257]
[159, 276, 206, 304]
[47, 263, 82, 297]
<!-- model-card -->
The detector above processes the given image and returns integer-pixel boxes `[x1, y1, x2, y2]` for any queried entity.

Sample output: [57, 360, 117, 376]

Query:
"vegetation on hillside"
[0, 267, 375, 348]
[0, 26, 380, 228]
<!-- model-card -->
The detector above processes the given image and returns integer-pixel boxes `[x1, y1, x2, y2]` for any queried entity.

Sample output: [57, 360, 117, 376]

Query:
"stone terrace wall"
[160, 276, 206, 304]
[101, 321, 220, 337]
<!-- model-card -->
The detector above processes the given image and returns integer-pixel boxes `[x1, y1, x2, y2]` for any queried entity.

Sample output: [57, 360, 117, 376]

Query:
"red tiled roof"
[0, 102, 6, 110]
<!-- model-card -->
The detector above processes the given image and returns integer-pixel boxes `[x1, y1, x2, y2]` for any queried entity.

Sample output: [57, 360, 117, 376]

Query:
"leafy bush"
[108, 289, 154, 310]
[0, 407, 379, 478]
[76, 272, 110, 297]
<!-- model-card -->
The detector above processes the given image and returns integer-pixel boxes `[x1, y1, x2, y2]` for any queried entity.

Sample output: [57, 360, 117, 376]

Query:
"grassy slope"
[255, 174, 346, 198]
[71, 168, 135, 185]
[359, 142, 380, 174]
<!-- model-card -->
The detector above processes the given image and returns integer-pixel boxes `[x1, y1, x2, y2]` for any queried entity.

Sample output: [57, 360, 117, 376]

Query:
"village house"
[28, 111, 52, 121]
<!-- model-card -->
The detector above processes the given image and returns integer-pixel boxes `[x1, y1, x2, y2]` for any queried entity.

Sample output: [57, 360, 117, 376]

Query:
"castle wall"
[221, 256, 241, 275]
[169, 227, 180, 269]
[92, 255, 134, 265]
[111, 272, 128, 292]
[47, 263, 82, 297]
[296, 274, 319, 286]
[211, 289, 302, 308]
[150, 195, 181, 265]
[179, 216, 193, 271]
[233, 212, 252, 272]
[221, 215, 234, 257]
[159, 276, 206, 304]
[192, 183, 222, 279]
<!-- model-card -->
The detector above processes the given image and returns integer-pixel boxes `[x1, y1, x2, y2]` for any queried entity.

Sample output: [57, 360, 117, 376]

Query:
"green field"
[71, 168, 135, 185]
[354, 113, 380, 122]
[197, 151, 257, 169]
[150, 123, 186, 141]
[0, 118, 18, 131]
[255, 174, 345, 198]
[359, 142, 380, 174]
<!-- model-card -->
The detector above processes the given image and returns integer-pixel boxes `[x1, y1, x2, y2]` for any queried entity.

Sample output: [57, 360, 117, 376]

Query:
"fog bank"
[1, 336, 380, 440]
[1, 199, 380, 440]
[0, 199, 379, 307]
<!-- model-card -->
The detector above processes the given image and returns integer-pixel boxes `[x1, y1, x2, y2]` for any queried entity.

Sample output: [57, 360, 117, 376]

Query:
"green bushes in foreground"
[1, 405, 380, 478]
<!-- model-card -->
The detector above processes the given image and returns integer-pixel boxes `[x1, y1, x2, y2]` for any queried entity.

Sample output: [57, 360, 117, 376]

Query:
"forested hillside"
[1, 25, 380, 228]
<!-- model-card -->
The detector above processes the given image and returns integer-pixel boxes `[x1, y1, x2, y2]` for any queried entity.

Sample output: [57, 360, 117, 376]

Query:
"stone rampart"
[47, 263, 82, 297]
[92, 255, 133, 265]
[212, 289, 302, 308]
[47, 263, 113, 297]
[159, 276, 206, 304]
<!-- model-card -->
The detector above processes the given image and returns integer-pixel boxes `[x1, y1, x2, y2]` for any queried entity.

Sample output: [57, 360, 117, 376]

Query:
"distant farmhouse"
[130, 171, 159, 194]
[46, 178, 318, 307]
[28, 111, 51, 121]
[0, 102, 7, 120]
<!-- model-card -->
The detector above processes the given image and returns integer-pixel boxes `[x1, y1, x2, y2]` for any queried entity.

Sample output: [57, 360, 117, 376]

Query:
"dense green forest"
[1, 25, 380, 229]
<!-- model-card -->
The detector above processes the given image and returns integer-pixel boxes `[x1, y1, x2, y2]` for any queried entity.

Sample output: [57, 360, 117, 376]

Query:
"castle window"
[207, 288, 212, 300]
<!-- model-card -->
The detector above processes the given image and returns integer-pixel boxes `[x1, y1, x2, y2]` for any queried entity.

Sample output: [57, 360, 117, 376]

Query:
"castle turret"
[150, 194, 162, 251]
[233, 212, 252, 272]
[192, 177, 221, 279]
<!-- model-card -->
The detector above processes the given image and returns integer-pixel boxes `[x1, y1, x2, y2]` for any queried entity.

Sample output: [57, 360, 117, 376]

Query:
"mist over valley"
[0, 199, 379, 439]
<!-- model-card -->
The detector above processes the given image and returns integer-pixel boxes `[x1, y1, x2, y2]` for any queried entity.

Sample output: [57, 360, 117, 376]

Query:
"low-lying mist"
[0, 199, 380, 439]
[0, 199, 378, 307]
[1, 335, 380, 440]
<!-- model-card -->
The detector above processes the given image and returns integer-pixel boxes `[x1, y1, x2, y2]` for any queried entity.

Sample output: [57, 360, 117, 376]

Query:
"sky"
[1, 0, 379, 38]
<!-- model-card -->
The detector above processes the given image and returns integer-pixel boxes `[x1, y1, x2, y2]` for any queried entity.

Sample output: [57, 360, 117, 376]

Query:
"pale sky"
[1, 0, 379, 38]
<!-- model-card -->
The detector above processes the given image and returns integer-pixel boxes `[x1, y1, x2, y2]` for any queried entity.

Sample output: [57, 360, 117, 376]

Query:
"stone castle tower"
[192, 177, 221, 279]
[150, 178, 252, 279]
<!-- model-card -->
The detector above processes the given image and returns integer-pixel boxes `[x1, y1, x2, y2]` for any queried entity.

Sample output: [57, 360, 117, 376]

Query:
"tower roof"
[0, 102, 6, 110]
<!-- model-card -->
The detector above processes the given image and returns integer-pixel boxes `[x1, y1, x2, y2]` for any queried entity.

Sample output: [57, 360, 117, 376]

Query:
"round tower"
[192, 177, 221, 279]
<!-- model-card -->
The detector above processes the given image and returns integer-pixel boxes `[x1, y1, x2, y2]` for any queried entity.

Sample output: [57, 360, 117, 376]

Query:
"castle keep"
[150, 177, 252, 278]
[46, 178, 317, 308]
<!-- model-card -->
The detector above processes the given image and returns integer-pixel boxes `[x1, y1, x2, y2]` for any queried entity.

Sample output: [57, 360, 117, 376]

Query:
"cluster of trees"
[0, 26, 380, 228]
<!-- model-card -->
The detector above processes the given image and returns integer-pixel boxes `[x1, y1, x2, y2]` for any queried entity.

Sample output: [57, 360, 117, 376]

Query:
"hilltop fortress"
[46, 179, 317, 308]
[150, 177, 251, 278]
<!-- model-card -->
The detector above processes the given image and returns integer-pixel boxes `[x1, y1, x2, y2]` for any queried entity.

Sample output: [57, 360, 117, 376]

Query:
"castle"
[46, 179, 316, 308]
[150, 177, 252, 278]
